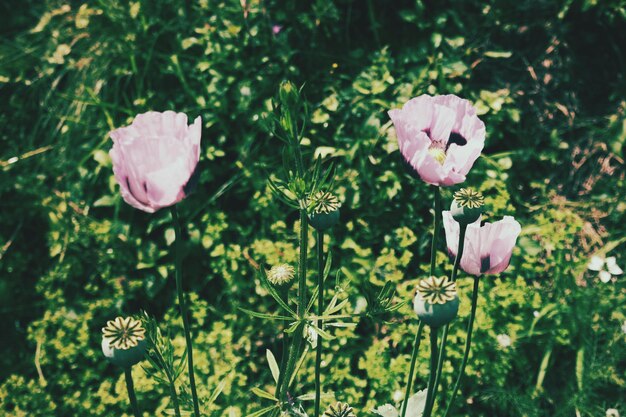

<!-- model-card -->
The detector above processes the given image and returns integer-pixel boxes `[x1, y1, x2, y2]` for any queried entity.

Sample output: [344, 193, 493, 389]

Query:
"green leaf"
[238, 307, 292, 321]
[266, 349, 280, 384]
[251, 387, 278, 402]
[247, 405, 279, 417]
[484, 50, 512, 58]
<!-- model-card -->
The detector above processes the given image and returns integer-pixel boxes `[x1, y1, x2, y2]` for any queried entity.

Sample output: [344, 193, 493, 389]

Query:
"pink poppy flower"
[388, 94, 485, 186]
[109, 111, 202, 213]
[442, 211, 521, 276]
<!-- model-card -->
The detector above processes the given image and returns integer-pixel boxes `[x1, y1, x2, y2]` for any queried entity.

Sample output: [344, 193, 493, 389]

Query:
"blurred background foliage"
[1, 0, 625, 416]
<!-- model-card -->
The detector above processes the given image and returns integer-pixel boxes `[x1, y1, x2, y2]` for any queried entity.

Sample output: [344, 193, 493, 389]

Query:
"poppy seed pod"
[413, 276, 460, 327]
[450, 188, 485, 225]
[307, 191, 341, 231]
[101, 316, 147, 368]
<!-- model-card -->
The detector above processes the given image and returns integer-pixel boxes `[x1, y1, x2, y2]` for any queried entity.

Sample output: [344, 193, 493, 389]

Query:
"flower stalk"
[430, 223, 468, 408]
[171, 207, 201, 417]
[399, 322, 425, 417]
[422, 328, 440, 417]
[400, 186, 440, 417]
[443, 276, 481, 417]
[124, 368, 142, 417]
[314, 230, 325, 417]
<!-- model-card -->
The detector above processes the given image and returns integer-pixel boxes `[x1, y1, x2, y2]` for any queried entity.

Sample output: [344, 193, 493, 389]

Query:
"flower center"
[453, 188, 485, 209]
[416, 276, 457, 304]
[308, 191, 341, 214]
[428, 141, 447, 165]
[423, 129, 468, 166]
[102, 316, 146, 350]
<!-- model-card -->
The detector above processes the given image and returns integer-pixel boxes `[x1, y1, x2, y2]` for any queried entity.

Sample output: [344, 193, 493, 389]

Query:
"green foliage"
[1, 0, 625, 416]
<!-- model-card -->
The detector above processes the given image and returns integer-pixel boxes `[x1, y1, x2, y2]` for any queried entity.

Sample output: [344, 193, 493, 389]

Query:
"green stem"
[124, 368, 141, 417]
[167, 375, 182, 417]
[275, 287, 290, 397]
[422, 328, 440, 417]
[171, 207, 201, 417]
[400, 322, 425, 417]
[430, 224, 468, 408]
[430, 186, 442, 276]
[443, 276, 481, 417]
[279, 209, 309, 401]
[314, 230, 324, 417]
[400, 186, 440, 417]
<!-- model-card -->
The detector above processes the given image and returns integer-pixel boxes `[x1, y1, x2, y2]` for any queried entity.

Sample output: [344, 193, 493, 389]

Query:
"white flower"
[588, 255, 623, 283]
[606, 408, 620, 417]
[373, 389, 427, 417]
[392, 390, 404, 403]
[496, 334, 512, 348]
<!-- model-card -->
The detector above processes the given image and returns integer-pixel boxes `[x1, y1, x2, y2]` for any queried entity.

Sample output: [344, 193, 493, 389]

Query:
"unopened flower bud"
[413, 276, 460, 327]
[101, 316, 147, 368]
[279, 80, 299, 111]
[450, 188, 484, 225]
[308, 191, 341, 231]
[267, 264, 295, 286]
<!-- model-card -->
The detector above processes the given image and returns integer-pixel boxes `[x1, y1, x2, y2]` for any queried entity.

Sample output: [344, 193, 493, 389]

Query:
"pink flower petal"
[109, 111, 202, 213]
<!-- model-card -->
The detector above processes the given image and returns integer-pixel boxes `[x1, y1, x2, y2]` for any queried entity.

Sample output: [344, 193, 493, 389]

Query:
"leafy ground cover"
[0, 0, 625, 416]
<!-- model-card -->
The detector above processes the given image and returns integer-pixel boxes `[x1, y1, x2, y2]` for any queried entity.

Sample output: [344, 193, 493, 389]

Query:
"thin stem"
[400, 186, 440, 417]
[124, 368, 141, 417]
[171, 207, 201, 417]
[430, 186, 442, 276]
[422, 328, 440, 417]
[279, 209, 309, 401]
[275, 287, 290, 397]
[443, 276, 481, 417]
[400, 322, 425, 417]
[314, 230, 324, 417]
[167, 376, 182, 417]
[430, 224, 468, 408]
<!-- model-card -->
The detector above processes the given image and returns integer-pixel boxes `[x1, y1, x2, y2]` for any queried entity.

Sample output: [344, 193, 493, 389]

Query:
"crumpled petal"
[443, 211, 521, 277]
[109, 111, 202, 213]
[389, 94, 485, 186]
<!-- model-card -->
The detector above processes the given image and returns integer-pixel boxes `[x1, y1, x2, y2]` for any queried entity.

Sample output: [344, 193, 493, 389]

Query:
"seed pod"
[413, 276, 460, 328]
[307, 190, 341, 231]
[450, 188, 484, 225]
[101, 316, 147, 368]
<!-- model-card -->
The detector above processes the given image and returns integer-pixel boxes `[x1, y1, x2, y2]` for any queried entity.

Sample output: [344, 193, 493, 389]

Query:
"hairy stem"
[167, 375, 182, 417]
[314, 230, 324, 417]
[279, 209, 309, 401]
[171, 207, 201, 417]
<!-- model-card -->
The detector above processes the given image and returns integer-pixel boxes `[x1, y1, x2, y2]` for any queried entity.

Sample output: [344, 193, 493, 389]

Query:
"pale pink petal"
[430, 104, 456, 142]
[108, 111, 201, 213]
